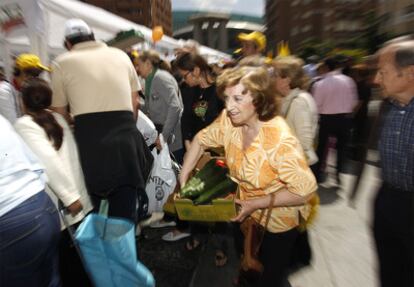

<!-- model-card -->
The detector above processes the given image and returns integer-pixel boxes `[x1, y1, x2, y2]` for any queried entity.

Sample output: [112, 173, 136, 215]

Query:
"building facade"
[265, 0, 378, 53]
[81, 0, 172, 36]
[173, 12, 264, 54]
[377, 0, 414, 37]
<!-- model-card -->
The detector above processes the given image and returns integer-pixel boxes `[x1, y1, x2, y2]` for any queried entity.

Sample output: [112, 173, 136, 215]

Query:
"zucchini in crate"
[180, 159, 228, 198]
[180, 159, 217, 197]
[192, 176, 237, 205]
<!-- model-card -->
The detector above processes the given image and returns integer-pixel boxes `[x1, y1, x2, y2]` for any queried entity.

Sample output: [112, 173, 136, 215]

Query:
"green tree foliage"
[297, 9, 391, 62]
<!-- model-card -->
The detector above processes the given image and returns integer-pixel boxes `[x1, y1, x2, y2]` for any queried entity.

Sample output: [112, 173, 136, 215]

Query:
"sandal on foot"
[149, 220, 176, 228]
[162, 231, 190, 242]
[185, 238, 201, 251]
[215, 249, 228, 267]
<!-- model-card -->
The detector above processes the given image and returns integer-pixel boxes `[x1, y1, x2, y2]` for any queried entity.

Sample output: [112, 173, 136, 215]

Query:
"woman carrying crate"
[179, 66, 317, 287]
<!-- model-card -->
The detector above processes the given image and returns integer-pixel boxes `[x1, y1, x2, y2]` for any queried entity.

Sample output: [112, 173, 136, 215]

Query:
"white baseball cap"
[64, 18, 92, 38]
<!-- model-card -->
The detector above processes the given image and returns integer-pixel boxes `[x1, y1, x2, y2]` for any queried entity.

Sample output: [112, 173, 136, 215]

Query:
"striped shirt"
[379, 99, 414, 192]
[312, 70, 358, 114]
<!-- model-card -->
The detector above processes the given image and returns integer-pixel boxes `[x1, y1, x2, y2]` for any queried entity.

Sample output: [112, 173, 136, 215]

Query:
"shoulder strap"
[283, 93, 299, 118]
[253, 193, 275, 255]
[257, 193, 275, 229]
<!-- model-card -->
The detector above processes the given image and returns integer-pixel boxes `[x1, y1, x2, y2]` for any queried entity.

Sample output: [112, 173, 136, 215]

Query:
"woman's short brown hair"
[272, 56, 309, 90]
[137, 50, 171, 72]
[216, 66, 279, 121]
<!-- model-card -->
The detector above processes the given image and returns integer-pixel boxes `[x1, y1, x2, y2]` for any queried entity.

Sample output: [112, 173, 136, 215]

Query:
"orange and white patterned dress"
[197, 110, 317, 233]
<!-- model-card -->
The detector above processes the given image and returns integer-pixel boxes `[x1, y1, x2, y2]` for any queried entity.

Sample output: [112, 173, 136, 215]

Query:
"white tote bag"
[145, 136, 177, 214]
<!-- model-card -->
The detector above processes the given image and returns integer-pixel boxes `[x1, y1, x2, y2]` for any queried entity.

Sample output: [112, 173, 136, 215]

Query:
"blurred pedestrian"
[13, 53, 50, 92]
[174, 52, 224, 151]
[312, 56, 358, 185]
[15, 78, 93, 286]
[348, 63, 373, 161]
[179, 66, 317, 287]
[1, 53, 50, 124]
[303, 55, 319, 79]
[0, 114, 61, 287]
[0, 67, 20, 123]
[51, 18, 152, 223]
[272, 55, 319, 272]
[372, 40, 414, 287]
[173, 52, 227, 264]
[237, 31, 267, 66]
[272, 56, 319, 172]
[135, 50, 184, 162]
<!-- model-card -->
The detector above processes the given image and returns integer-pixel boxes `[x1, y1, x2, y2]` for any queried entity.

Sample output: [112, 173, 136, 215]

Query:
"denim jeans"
[0, 191, 61, 287]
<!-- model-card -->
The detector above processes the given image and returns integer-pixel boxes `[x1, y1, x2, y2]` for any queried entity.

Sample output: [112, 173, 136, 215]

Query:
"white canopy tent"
[0, 0, 230, 78]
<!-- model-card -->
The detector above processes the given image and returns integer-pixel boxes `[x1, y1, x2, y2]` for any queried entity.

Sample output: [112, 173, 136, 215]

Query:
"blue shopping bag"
[75, 213, 155, 287]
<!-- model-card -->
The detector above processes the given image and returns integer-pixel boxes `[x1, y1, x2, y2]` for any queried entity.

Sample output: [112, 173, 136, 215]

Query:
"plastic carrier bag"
[145, 135, 177, 214]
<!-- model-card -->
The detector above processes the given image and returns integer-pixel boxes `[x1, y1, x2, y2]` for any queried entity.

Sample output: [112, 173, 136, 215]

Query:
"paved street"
[289, 163, 381, 287]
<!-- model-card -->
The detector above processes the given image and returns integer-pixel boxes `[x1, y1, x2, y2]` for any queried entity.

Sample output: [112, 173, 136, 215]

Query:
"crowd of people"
[0, 17, 413, 287]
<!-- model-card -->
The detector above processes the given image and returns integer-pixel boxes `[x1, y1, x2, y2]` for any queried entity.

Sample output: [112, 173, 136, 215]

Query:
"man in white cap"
[51, 18, 153, 223]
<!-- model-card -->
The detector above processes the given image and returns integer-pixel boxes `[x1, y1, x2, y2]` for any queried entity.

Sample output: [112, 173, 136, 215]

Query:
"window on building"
[379, 12, 390, 23]
[336, 0, 359, 2]
[350, 21, 360, 31]
[302, 11, 312, 19]
[402, 4, 414, 18]
[335, 21, 346, 31]
[117, 7, 130, 13]
[302, 25, 311, 32]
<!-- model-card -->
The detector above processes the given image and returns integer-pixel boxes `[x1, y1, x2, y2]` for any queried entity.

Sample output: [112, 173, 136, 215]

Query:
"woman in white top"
[272, 56, 319, 173]
[0, 114, 61, 287]
[14, 78, 92, 286]
[15, 78, 92, 224]
[271, 56, 319, 274]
